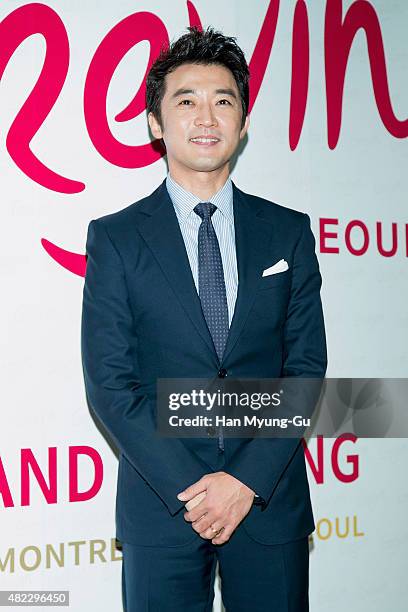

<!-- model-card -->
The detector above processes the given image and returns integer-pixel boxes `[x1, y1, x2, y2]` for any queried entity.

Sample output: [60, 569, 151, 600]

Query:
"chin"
[190, 159, 226, 172]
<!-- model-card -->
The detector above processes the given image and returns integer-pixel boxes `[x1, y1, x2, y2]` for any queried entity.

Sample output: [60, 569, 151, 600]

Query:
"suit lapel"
[135, 180, 219, 363]
[220, 183, 275, 364]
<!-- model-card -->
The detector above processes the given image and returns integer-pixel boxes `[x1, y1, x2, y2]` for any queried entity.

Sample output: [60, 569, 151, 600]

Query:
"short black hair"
[146, 26, 250, 129]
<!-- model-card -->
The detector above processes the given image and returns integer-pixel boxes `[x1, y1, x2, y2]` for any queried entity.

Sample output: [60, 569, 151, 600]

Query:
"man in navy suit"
[81, 26, 327, 611]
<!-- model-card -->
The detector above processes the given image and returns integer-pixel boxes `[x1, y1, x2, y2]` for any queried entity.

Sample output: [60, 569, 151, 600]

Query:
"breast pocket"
[251, 270, 291, 329]
[258, 270, 291, 291]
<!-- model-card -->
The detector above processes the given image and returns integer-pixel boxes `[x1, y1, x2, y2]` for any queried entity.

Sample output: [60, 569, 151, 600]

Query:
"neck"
[168, 164, 230, 200]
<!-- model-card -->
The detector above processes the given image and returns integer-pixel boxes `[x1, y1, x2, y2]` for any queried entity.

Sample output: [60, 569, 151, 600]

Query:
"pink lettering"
[0, 4, 84, 193]
[289, 0, 309, 150]
[303, 434, 359, 483]
[376, 221, 398, 257]
[320, 218, 339, 253]
[0, 456, 14, 507]
[345, 219, 369, 255]
[325, 0, 408, 148]
[332, 433, 359, 482]
[69, 446, 103, 502]
[21, 447, 57, 506]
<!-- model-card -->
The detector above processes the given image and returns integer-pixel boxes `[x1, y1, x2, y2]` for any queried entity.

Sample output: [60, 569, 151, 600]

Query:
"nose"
[194, 102, 218, 128]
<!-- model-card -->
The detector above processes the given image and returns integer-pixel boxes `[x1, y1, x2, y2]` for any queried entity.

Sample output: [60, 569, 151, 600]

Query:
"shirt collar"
[165, 172, 234, 225]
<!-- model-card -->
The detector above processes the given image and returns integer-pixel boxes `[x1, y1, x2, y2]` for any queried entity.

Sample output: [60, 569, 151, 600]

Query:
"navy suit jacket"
[81, 178, 327, 547]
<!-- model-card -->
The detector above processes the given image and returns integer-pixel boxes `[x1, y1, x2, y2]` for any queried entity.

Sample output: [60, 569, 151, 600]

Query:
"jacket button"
[218, 368, 227, 378]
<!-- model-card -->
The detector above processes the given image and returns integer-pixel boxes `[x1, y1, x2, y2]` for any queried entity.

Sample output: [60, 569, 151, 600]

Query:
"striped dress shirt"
[165, 172, 238, 327]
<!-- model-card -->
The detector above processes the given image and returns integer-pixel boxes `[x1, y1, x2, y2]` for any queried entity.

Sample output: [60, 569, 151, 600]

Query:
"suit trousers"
[120, 453, 310, 612]
[121, 530, 309, 612]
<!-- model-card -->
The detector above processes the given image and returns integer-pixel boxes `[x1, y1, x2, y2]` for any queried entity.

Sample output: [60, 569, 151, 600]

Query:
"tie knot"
[194, 202, 217, 220]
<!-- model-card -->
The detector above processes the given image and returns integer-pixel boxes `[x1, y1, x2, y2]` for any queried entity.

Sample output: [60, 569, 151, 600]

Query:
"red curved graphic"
[248, 0, 279, 114]
[84, 11, 168, 168]
[0, 3, 84, 193]
[41, 238, 87, 277]
[186, 1, 203, 29]
[289, 0, 309, 150]
[325, 0, 408, 148]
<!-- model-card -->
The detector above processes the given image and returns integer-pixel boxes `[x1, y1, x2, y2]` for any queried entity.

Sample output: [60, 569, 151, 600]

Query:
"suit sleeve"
[222, 213, 327, 506]
[81, 219, 211, 516]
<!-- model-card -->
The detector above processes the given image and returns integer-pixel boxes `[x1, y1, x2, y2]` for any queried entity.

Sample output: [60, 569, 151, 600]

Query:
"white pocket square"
[262, 259, 289, 277]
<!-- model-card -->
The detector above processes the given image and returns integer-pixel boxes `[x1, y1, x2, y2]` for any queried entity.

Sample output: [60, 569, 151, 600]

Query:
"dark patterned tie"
[194, 202, 229, 452]
[193, 202, 229, 361]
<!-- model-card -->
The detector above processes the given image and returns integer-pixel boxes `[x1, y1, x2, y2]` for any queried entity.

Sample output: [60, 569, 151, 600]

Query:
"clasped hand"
[177, 471, 255, 545]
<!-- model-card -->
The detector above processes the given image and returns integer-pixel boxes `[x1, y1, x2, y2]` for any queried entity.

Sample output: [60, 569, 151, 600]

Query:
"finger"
[184, 500, 210, 522]
[200, 523, 225, 540]
[212, 525, 233, 545]
[184, 505, 209, 523]
[177, 477, 207, 502]
[191, 514, 216, 536]
[185, 491, 207, 511]
[191, 514, 212, 535]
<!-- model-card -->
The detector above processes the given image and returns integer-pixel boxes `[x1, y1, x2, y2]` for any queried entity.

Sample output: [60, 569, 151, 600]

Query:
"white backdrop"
[1, 1, 407, 610]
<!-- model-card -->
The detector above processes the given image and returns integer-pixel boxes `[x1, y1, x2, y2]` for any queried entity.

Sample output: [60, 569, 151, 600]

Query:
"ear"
[148, 112, 163, 139]
[239, 114, 250, 140]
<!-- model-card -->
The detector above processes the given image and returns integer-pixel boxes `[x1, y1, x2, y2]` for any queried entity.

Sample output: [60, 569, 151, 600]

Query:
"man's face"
[148, 63, 249, 176]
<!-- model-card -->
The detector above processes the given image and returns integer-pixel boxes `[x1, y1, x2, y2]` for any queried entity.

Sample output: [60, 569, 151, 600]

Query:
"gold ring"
[210, 525, 223, 536]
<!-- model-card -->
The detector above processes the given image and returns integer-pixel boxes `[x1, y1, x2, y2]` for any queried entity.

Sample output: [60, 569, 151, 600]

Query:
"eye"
[217, 99, 232, 105]
[178, 99, 193, 105]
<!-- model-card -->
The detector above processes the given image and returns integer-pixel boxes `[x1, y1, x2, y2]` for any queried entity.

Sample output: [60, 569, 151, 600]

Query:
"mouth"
[189, 136, 220, 147]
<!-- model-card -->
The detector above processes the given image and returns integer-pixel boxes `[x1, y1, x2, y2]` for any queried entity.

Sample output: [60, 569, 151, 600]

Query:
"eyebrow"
[171, 87, 238, 100]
